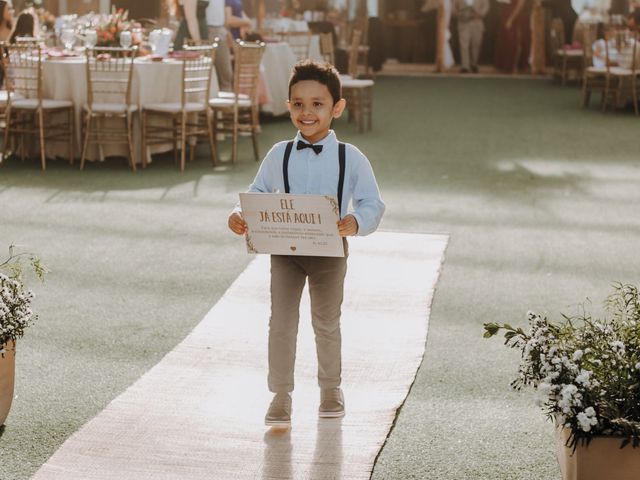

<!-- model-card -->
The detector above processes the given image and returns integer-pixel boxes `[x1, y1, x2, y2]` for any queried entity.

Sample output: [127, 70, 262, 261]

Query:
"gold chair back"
[85, 46, 136, 109]
[319, 32, 335, 65]
[347, 29, 363, 78]
[233, 40, 266, 105]
[181, 43, 217, 109]
[3, 43, 43, 103]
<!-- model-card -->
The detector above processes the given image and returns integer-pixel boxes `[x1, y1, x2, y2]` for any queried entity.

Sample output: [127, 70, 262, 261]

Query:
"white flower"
[572, 350, 584, 361]
[610, 341, 626, 355]
[635, 362, 640, 371]
[577, 407, 598, 432]
[575, 370, 592, 387]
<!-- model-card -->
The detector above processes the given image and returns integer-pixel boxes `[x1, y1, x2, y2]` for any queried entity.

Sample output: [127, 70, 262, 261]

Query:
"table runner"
[32, 231, 448, 480]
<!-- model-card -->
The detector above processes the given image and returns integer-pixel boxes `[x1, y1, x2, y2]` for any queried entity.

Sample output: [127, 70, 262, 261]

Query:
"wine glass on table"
[119, 30, 132, 49]
[84, 29, 97, 49]
[61, 28, 76, 52]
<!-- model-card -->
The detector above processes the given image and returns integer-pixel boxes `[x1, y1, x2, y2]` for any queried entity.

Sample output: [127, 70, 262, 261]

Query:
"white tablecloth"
[260, 38, 323, 116]
[263, 18, 310, 33]
[41, 57, 219, 163]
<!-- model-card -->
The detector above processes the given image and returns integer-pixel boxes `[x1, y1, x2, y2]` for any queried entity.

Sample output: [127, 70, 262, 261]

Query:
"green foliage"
[484, 283, 640, 449]
[0, 245, 46, 352]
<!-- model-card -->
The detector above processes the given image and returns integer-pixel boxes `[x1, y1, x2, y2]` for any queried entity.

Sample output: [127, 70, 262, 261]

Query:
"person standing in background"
[0, 0, 13, 87]
[225, 0, 252, 40]
[493, 0, 530, 73]
[207, 0, 233, 91]
[10, 10, 36, 43]
[174, 0, 209, 49]
[0, 0, 13, 41]
[453, 0, 489, 73]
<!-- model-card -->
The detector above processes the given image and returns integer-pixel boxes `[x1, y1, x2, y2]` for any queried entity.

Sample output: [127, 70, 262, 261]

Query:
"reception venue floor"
[1, 75, 639, 479]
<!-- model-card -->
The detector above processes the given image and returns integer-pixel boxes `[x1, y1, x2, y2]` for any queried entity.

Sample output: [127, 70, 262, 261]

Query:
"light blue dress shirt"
[241, 130, 385, 236]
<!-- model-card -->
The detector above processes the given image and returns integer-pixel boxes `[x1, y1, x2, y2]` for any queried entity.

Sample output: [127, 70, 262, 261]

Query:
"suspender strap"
[283, 140, 294, 194]
[282, 140, 346, 217]
[338, 142, 346, 217]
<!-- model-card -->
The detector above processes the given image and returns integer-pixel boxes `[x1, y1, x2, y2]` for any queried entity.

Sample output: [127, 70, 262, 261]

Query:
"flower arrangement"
[94, 9, 142, 47]
[0, 246, 46, 356]
[95, 9, 128, 47]
[484, 283, 640, 450]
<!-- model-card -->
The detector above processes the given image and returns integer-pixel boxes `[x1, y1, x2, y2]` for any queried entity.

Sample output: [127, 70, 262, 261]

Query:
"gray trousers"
[208, 25, 233, 92]
[458, 19, 484, 69]
[268, 245, 348, 393]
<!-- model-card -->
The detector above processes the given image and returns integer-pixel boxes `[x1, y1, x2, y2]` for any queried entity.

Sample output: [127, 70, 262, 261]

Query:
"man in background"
[453, 0, 489, 73]
[206, 0, 233, 91]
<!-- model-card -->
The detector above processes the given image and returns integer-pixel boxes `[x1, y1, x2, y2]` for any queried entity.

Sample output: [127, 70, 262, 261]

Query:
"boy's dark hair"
[288, 60, 342, 105]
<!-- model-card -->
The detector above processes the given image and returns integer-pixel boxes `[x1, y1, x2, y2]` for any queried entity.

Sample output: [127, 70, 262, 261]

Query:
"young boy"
[228, 60, 385, 427]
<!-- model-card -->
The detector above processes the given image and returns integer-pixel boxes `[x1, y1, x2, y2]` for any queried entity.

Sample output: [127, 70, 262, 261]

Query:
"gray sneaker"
[265, 392, 292, 427]
[319, 387, 345, 418]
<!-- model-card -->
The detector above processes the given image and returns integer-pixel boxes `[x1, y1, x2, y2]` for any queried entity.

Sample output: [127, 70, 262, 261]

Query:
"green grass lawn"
[1, 76, 639, 479]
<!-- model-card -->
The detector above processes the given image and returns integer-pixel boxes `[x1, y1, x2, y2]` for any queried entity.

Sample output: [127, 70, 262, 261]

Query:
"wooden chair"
[550, 18, 583, 85]
[581, 23, 607, 108]
[602, 29, 639, 115]
[2, 43, 75, 170]
[319, 32, 335, 65]
[341, 29, 374, 133]
[350, 17, 371, 77]
[209, 40, 265, 164]
[80, 46, 137, 171]
[141, 44, 218, 171]
[278, 31, 312, 61]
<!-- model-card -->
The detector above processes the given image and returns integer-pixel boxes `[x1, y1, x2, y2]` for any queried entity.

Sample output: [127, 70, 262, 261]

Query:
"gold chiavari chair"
[141, 43, 218, 171]
[2, 42, 75, 170]
[340, 29, 374, 133]
[550, 18, 583, 85]
[209, 40, 265, 164]
[80, 46, 137, 171]
[278, 31, 312, 61]
[602, 28, 638, 114]
[581, 23, 608, 108]
[319, 32, 335, 65]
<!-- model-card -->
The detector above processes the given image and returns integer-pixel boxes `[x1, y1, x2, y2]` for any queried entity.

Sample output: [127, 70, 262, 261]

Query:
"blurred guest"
[207, 0, 233, 91]
[453, 0, 489, 73]
[0, 0, 13, 41]
[174, 0, 210, 49]
[592, 22, 616, 68]
[225, 0, 252, 40]
[493, 0, 530, 73]
[616, 8, 640, 69]
[9, 10, 35, 43]
[627, 7, 640, 31]
[0, 1, 12, 87]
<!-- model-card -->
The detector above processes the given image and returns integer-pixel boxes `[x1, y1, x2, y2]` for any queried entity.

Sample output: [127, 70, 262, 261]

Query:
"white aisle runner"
[33, 232, 448, 480]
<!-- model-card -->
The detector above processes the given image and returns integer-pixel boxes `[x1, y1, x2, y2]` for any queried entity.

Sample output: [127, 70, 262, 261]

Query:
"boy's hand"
[228, 212, 248, 235]
[337, 214, 359, 237]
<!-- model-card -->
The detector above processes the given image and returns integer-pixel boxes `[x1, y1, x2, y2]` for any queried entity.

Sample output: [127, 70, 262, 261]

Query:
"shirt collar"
[295, 130, 337, 151]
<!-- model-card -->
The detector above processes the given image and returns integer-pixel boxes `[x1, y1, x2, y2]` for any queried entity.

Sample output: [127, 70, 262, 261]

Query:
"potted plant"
[484, 283, 640, 480]
[0, 245, 45, 426]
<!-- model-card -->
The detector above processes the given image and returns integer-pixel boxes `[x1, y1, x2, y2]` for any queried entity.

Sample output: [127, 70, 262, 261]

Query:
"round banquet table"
[41, 56, 219, 163]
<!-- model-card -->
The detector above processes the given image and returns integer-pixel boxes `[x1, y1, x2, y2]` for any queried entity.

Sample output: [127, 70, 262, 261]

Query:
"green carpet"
[1, 76, 639, 480]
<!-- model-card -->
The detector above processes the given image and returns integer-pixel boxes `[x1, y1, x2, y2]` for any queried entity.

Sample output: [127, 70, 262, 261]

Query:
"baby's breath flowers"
[0, 273, 36, 354]
[0, 245, 46, 355]
[484, 283, 640, 449]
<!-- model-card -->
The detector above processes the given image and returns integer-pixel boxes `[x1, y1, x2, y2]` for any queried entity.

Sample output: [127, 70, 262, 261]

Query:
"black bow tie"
[297, 140, 323, 154]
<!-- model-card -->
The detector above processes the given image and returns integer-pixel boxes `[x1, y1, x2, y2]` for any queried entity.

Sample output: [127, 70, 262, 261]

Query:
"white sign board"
[239, 193, 345, 257]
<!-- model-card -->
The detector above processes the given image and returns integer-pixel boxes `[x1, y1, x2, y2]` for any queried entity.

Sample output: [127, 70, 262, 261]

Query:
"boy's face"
[287, 80, 346, 144]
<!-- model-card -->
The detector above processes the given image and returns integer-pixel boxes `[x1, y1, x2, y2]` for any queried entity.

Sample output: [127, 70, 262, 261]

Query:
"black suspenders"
[282, 140, 346, 217]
